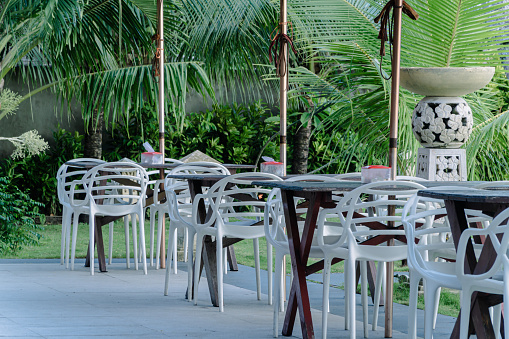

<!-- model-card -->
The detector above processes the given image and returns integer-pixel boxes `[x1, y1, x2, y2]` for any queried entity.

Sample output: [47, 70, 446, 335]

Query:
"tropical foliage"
[284, 0, 509, 179]
[0, 0, 214, 132]
[0, 176, 44, 254]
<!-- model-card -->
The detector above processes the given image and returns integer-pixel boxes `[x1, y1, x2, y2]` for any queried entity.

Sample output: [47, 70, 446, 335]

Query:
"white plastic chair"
[264, 174, 340, 337]
[317, 180, 425, 339]
[56, 158, 105, 268]
[145, 158, 183, 267]
[457, 205, 509, 339]
[191, 172, 282, 311]
[163, 163, 230, 297]
[69, 162, 149, 275]
[152, 162, 230, 270]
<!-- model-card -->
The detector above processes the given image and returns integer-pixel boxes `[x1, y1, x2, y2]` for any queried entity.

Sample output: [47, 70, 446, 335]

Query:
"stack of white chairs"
[145, 158, 183, 267]
[69, 161, 149, 275]
[56, 158, 105, 268]
[162, 163, 230, 297]
[151, 161, 229, 271]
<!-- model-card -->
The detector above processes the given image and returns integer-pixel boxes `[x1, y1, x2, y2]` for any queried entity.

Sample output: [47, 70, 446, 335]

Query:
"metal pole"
[388, 0, 402, 181]
[386, 1, 403, 337]
[157, 0, 166, 269]
[279, 0, 288, 176]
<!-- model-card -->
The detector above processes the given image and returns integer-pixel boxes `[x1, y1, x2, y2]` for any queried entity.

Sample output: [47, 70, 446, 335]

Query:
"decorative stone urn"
[400, 67, 495, 180]
[412, 96, 473, 148]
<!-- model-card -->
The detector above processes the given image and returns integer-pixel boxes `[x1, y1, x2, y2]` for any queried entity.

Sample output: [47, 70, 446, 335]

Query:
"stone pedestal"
[416, 148, 467, 181]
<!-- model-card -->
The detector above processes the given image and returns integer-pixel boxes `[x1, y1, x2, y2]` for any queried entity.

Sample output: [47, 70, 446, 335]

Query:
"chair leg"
[433, 287, 441, 329]
[360, 260, 369, 338]
[89, 213, 95, 276]
[267, 242, 273, 306]
[70, 212, 80, 271]
[408, 272, 420, 339]
[322, 257, 332, 339]
[164, 224, 174, 296]
[156, 213, 165, 270]
[273, 252, 284, 338]
[167, 225, 176, 276]
[491, 304, 502, 339]
[217, 234, 224, 312]
[344, 261, 350, 330]
[347, 258, 356, 339]
[424, 281, 438, 339]
[60, 208, 68, 265]
[124, 215, 130, 269]
[186, 229, 195, 301]
[193, 234, 204, 306]
[223, 247, 228, 275]
[183, 227, 189, 262]
[132, 214, 139, 271]
[173, 226, 178, 274]
[149, 208, 156, 267]
[254, 238, 261, 300]
[64, 209, 73, 269]
[459, 285, 472, 339]
[138, 211, 148, 275]
[372, 261, 385, 331]
[108, 222, 114, 265]
[503, 280, 509, 339]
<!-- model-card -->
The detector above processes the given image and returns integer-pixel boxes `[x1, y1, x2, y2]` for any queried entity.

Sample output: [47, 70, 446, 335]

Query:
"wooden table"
[418, 188, 509, 339]
[251, 180, 486, 339]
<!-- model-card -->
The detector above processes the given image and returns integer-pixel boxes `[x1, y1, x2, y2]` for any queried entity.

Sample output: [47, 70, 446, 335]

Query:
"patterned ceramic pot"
[412, 96, 473, 148]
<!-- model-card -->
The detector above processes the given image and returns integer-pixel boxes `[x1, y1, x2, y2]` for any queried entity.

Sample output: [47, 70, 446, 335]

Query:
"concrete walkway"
[0, 259, 456, 338]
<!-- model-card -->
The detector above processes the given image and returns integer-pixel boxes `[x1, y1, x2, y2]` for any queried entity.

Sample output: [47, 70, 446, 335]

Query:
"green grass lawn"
[1, 220, 460, 317]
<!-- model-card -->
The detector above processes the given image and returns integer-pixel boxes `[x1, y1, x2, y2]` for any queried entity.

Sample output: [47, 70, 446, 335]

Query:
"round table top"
[418, 188, 509, 204]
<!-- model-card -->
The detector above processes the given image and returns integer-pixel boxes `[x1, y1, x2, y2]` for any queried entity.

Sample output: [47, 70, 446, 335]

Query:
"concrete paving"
[0, 259, 456, 338]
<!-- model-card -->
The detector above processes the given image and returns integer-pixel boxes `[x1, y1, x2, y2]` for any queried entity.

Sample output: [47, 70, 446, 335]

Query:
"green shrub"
[0, 125, 84, 215]
[0, 176, 44, 254]
[105, 101, 280, 165]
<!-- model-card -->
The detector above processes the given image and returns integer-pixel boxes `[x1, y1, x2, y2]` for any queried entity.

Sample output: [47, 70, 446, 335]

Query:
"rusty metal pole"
[386, 0, 403, 337]
[157, 0, 166, 269]
[279, 0, 288, 176]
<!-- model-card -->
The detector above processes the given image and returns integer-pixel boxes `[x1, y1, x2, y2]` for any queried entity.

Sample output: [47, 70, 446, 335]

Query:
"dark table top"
[252, 180, 486, 192]
[140, 163, 256, 170]
[418, 187, 509, 203]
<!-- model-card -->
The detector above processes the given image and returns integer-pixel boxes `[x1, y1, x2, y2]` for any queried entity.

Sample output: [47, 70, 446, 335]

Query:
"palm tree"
[284, 0, 509, 180]
[1, 0, 214, 158]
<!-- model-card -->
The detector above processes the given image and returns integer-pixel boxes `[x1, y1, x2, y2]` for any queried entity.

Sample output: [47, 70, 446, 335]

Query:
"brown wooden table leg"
[445, 200, 506, 339]
[281, 190, 324, 339]
[227, 245, 238, 271]
[85, 216, 111, 272]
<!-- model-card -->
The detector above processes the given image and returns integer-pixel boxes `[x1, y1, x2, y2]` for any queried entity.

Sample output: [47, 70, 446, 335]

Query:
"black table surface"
[252, 180, 487, 192]
[418, 187, 509, 203]
[140, 163, 256, 170]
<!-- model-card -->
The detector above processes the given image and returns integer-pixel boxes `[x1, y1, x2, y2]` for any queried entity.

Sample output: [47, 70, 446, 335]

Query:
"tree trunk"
[84, 110, 103, 159]
[291, 118, 312, 174]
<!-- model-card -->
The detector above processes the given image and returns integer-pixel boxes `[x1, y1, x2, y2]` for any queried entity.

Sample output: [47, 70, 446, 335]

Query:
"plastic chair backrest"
[264, 175, 339, 250]
[193, 172, 282, 229]
[164, 164, 229, 225]
[455, 204, 509, 281]
[79, 162, 149, 213]
[56, 159, 106, 205]
[318, 180, 426, 250]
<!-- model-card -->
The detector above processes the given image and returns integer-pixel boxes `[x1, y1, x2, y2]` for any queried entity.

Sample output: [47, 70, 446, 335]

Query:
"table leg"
[84, 216, 108, 272]
[445, 200, 505, 339]
[282, 190, 323, 339]
[227, 245, 238, 271]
